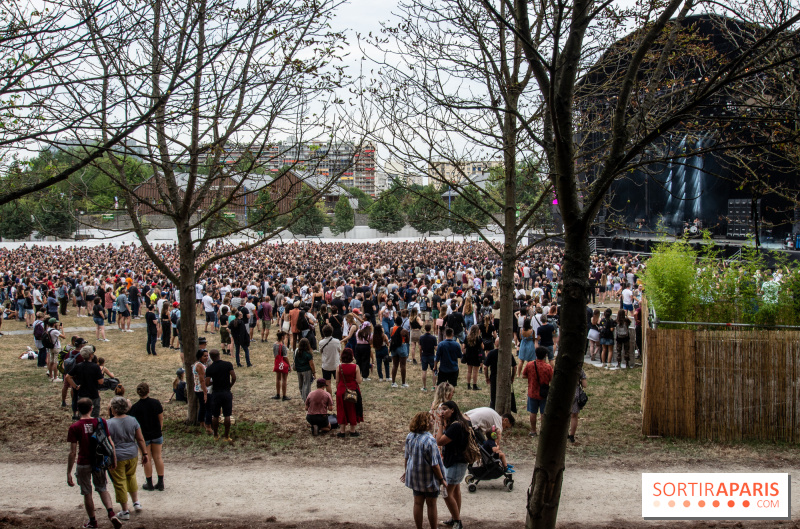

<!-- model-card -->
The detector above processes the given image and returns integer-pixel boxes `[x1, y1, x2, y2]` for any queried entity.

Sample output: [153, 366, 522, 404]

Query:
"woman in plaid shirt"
[402, 412, 446, 529]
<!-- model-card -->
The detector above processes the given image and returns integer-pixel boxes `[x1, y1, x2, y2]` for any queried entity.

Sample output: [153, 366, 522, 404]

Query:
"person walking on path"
[107, 396, 148, 520]
[66, 397, 123, 529]
[128, 383, 164, 491]
[402, 411, 446, 529]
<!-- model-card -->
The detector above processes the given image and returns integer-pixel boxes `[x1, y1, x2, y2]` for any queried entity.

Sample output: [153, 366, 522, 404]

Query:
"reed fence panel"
[642, 327, 800, 443]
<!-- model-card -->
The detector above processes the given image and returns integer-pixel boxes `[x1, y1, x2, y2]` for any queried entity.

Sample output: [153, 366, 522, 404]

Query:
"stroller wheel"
[467, 483, 478, 493]
[504, 478, 514, 492]
[464, 474, 475, 484]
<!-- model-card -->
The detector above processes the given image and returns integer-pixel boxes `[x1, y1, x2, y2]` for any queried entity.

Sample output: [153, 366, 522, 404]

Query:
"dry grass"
[1, 311, 798, 469]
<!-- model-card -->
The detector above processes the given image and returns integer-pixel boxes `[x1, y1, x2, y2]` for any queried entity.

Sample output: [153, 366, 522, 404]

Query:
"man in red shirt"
[522, 347, 553, 437]
[67, 398, 122, 529]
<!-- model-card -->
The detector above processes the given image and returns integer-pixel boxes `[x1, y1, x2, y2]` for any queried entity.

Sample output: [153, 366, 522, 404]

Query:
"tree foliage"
[406, 184, 447, 235]
[0, 203, 33, 240]
[368, 192, 405, 234]
[34, 190, 76, 238]
[290, 187, 329, 237]
[331, 195, 355, 235]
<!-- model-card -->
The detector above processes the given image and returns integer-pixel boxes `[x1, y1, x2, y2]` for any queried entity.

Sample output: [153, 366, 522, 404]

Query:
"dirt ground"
[1, 462, 799, 528]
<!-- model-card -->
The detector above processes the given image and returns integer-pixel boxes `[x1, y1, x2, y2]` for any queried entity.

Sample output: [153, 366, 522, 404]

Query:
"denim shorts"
[93, 317, 105, 326]
[413, 489, 440, 498]
[527, 396, 546, 414]
[420, 355, 435, 371]
[600, 338, 614, 346]
[145, 436, 164, 446]
[444, 462, 468, 485]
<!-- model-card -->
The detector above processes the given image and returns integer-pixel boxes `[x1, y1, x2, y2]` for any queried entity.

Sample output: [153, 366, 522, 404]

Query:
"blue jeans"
[464, 314, 474, 330]
[235, 343, 251, 367]
[107, 310, 116, 324]
[131, 298, 140, 318]
[382, 317, 393, 335]
[17, 300, 25, 320]
[376, 354, 390, 379]
[37, 347, 47, 367]
[146, 332, 157, 355]
[196, 391, 212, 425]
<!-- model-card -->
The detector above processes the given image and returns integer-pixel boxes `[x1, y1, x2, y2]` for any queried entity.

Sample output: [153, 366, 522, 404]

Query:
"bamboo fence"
[641, 323, 800, 443]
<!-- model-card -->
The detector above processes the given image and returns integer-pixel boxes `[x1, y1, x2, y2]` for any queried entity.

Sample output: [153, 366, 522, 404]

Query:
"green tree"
[331, 195, 355, 235]
[406, 184, 447, 236]
[368, 192, 405, 234]
[290, 187, 328, 237]
[448, 186, 492, 236]
[0, 202, 33, 240]
[34, 191, 76, 238]
[342, 185, 374, 212]
[247, 189, 284, 234]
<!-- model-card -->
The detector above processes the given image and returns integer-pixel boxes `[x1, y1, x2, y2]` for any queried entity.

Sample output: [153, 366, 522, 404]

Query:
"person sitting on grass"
[481, 425, 513, 473]
[171, 368, 187, 402]
[305, 378, 333, 436]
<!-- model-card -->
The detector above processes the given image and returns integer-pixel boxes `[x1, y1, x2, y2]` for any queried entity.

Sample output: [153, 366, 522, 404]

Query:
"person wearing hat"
[305, 378, 333, 436]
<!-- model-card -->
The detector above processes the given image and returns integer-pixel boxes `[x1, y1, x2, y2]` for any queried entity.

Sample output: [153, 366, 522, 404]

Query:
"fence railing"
[589, 238, 597, 254]
[641, 325, 800, 443]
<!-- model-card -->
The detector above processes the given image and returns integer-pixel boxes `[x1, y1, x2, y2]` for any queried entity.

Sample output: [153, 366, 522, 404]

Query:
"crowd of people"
[1, 240, 646, 529]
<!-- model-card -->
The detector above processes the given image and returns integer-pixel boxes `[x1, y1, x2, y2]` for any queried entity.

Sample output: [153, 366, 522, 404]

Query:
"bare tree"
[469, 0, 800, 527]
[0, 0, 178, 205]
[368, 0, 555, 415]
[81, 0, 363, 423]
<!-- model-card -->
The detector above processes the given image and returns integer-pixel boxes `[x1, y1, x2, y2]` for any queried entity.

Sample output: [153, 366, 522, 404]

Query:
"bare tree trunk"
[177, 225, 199, 424]
[527, 231, 589, 528]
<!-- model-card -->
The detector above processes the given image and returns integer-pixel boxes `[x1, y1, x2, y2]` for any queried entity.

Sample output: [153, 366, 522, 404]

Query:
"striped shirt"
[404, 431, 443, 493]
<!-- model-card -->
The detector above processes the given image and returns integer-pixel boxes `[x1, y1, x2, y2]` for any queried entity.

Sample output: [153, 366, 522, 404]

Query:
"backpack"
[41, 329, 56, 349]
[33, 320, 45, 340]
[57, 347, 74, 375]
[170, 309, 179, 325]
[62, 353, 78, 376]
[463, 426, 482, 465]
[89, 418, 115, 471]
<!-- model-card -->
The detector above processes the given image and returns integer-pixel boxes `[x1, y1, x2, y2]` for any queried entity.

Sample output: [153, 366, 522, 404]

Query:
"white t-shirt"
[202, 295, 215, 313]
[621, 288, 634, 305]
[465, 407, 503, 433]
[195, 283, 204, 300]
[319, 337, 341, 372]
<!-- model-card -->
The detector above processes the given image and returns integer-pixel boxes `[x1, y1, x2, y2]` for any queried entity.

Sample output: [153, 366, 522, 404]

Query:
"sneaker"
[53, 377, 62, 383]
[364, 378, 371, 381]
[391, 383, 398, 388]
[349, 432, 360, 437]
[213, 435, 220, 441]
[441, 520, 456, 527]
[421, 387, 427, 391]
[379, 378, 385, 382]
[336, 432, 346, 438]
[567, 435, 575, 444]
[224, 437, 233, 443]
[110, 515, 122, 529]
[133, 502, 142, 512]
[82, 521, 98, 529]
[142, 482, 155, 491]
[412, 359, 418, 365]
[505, 468, 516, 474]
[452, 521, 463, 529]
[117, 511, 130, 521]
[401, 383, 409, 388]
[282, 395, 291, 401]
[271, 395, 281, 400]
[472, 385, 480, 391]
[529, 431, 538, 437]
[61, 401, 67, 407]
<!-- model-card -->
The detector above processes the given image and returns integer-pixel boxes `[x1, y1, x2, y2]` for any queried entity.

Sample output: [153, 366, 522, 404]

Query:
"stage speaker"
[727, 198, 760, 239]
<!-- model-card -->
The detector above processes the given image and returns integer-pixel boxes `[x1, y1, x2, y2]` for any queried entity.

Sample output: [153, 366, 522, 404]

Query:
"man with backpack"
[67, 397, 123, 529]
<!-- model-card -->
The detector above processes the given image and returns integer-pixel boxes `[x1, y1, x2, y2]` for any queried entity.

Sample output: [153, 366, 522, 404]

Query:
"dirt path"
[2, 462, 800, 526]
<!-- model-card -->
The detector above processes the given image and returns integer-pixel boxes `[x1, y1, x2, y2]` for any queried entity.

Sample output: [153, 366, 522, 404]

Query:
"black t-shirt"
[445, 312, 465, 335]
[71, 361, 103, 399]
[537, 324, 554, 346]
[129, 397, 164, 440]
[432, 295, 442, 311]
[92, 303, 103, 318]
[145, 311, 158, 333]
[362, 299, 376, 317]
[442, 421, 469, 467]
[419, 333, 437, 356]
[483, 348, 517, 384]
[205, 360, 235, 392]
[329, 314, 344, 339]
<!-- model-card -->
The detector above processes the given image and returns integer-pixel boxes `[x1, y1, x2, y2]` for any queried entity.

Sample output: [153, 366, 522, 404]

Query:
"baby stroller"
[464, 427, 514, 493]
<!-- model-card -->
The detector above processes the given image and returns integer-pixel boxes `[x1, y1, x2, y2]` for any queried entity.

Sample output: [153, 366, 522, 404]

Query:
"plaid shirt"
[404, 431, 443, 492]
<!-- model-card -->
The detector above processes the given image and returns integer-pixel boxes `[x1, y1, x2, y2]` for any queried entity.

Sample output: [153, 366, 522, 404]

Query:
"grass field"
[1, 310, 798, 468]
